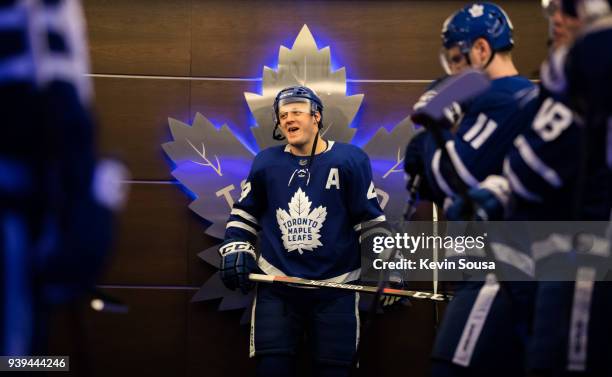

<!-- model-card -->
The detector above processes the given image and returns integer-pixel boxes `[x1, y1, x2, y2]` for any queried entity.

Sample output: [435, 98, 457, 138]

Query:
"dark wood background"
[48, 1, 546, 376]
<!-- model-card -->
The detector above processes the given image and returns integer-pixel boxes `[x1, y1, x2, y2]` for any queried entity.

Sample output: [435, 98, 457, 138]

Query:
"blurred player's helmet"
[542, 0, 561, 17]
[272, 86, 324, 140]
[442, 2, 514, 54]
[561, 0, 611, 20]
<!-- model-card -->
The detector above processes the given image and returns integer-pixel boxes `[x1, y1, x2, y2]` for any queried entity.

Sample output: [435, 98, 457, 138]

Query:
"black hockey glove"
[379, 270, 412, 310]
[404, 131, 434, 202]
[446, 175, 511, 221]
[404, 130, 427, 179]
[219, 239, 258, 294]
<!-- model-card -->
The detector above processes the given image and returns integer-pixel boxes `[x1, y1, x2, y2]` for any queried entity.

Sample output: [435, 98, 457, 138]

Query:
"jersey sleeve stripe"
[353, 215, 386, 232]
[257, 256, 361, 284]
[463, 113, 488, 142]
[446, 140, 480, 187]
[0, 55, 33, 83]
[490, 242, 535, 277]
[513, 135, 562, 188]
[432, 148, 456, 197]
[257, 255, 287, 277]
[230, 208, 259, 225]
[503, 158, 542, 202]
[358, 226, 392, 244]
[226, 220, 257, 236]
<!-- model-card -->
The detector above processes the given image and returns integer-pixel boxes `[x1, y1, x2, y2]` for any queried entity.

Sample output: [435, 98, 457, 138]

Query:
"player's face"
[444, 46, 470, 74]
[278, 101, 321, 152]
[544, 0, 582, 49]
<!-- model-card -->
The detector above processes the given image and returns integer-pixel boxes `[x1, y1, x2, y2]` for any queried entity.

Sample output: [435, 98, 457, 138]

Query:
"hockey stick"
[249, 273, 452, 301]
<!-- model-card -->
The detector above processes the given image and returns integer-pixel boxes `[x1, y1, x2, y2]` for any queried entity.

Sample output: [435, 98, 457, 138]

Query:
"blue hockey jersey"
[502, 85, 584, 220]
[224, 141, 385, 283]
[501, 47, 610, 221]
[422, 75, 535, 204]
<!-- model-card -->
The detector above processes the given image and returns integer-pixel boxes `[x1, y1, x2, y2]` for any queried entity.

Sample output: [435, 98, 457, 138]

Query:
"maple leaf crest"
[246, 25, 364, 151]
[276, 188, 327, 254]
[162, 113, 254, 238]
[468, 4, 484, 18]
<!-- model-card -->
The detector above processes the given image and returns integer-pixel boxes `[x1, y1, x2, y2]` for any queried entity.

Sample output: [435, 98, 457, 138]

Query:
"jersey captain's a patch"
[276, 188, 327, 254]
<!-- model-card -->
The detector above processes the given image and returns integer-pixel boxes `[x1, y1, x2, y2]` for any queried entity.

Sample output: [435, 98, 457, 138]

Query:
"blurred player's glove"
[379, 271, 411, 310]
[446, 175, 511, 221]
[219, 239, 258, 294]
[404, 131, 434, 201]
[413, 79, 462, 130]
[404, 130, 427, 178]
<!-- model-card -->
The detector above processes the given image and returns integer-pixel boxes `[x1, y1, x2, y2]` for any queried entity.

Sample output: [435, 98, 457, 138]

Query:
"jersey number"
[238, 181, 251, 202]
[533, 98, 572, 141]
[462, 113, 498, 149]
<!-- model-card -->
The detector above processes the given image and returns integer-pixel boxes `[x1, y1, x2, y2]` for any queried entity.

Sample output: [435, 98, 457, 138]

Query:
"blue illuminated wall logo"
[162, 25, 417, 311]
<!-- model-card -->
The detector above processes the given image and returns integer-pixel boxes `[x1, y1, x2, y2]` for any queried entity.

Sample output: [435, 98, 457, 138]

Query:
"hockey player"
[0, 0, 127, 356]
[445, 0, 585, 222]
[444, 0, 612, 375]
[219, 86, 388, 377]
[403, 3, 537, 376]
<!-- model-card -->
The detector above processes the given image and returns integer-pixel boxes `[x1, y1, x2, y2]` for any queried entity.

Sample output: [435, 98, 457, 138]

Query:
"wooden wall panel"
[190, 0, 546, 79]
[187, 212, 218, 285]
[84, 290, 188, 377]
[94, 77, 190, 180]
[360, 301, 437, 376]
[84, 0, 191, 76]
[346, 81, 427, 143]
[48, 290, 189, 377]
[99, 184, 191, 285]
[84, 0, 547, 79]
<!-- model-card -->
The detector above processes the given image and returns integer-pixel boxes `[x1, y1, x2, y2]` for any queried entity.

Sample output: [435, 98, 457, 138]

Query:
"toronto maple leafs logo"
[276, 188, 327, 254]
[469, 4, 484, 18]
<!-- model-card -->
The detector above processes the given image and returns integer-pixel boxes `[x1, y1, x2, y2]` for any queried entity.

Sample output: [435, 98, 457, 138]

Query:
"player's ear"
[474, 38, 491, 61]
[314, 111, 321, 125]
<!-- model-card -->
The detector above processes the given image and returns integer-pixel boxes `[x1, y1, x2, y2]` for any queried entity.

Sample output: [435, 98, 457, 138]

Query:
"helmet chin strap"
[306, 115, 324, 171]
[307, 132, 319, 171]
[463, 44, 496, 71]
[307, 117, 328, 171]
[272, 122, 284, 140]
[483, 50, 496, 70]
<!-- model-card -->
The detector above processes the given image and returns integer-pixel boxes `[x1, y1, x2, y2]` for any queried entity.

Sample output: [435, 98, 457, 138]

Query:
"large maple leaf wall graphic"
[163, 25, 417, 316]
